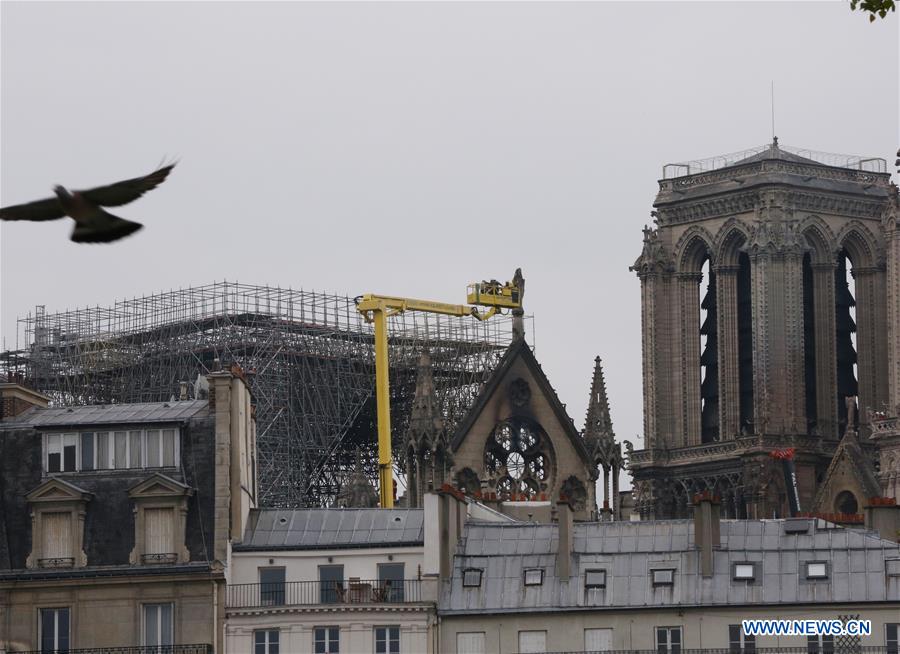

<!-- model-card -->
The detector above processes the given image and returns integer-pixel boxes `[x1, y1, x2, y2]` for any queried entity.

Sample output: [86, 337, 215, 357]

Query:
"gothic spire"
[406, 351, 445, 445]
[582, 356, 621, 469]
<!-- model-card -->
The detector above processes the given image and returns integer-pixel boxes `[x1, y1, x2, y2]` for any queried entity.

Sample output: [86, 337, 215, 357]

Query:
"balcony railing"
[37, 557, 75, 569]
[12, 645, 213, 654]
[524, 648, 892, 654]
[227, 578, 422, 609]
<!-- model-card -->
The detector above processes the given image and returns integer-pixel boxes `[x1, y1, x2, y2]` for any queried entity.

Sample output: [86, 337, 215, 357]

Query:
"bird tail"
[71, 211, 143, 244]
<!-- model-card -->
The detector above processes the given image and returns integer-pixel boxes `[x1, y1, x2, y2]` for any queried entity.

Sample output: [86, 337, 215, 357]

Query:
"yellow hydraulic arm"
[355, 271, 524, 507]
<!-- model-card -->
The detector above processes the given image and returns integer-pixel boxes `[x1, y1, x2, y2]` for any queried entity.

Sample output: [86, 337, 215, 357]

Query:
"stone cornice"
[656, 188, 888, 226]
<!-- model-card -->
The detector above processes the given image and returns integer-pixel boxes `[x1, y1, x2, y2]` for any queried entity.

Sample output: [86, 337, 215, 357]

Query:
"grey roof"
[235, 508, 425, 551]
[441, 518, 900, 614]
[2, 400, 208, 429]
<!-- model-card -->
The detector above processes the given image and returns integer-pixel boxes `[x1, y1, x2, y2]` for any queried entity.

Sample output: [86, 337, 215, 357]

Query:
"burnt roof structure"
[0, 281, 529, 507]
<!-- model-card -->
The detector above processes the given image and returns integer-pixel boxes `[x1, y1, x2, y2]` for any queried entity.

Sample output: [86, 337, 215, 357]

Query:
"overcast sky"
[1, 1, 897, 457]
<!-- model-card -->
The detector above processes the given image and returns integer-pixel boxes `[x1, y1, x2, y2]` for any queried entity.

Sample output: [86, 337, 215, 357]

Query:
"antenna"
[770, 81, 776, 142]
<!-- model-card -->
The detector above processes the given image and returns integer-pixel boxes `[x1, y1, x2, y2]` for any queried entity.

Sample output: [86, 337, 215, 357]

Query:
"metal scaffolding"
[1, 282, 527, 507]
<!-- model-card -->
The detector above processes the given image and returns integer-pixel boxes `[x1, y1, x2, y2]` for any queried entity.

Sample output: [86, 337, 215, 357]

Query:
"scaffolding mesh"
[1, 282, 527, 507]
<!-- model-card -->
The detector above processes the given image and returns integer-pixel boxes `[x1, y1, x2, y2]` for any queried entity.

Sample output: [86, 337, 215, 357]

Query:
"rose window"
[485, 419, 551, 499]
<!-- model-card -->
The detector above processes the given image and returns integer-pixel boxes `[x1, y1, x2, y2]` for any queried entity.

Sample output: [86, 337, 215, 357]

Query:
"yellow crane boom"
[355, 271, 524, 507]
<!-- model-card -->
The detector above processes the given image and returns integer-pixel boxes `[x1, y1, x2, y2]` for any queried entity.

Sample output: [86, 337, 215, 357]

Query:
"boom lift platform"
[355, 270, 524, 507]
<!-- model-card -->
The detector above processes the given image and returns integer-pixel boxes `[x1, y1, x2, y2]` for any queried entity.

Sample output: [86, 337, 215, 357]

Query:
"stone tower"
[629, 139, 897, 519]
[403, 351, 451, 507]
[582, 357, 624, 519]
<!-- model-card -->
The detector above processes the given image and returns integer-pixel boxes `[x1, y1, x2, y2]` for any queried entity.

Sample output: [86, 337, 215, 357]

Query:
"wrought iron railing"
[11, 645, 213, 654]
[37, 557, 75, 568]
[525, 648, 891, 654]
[141, 553, 178, 564]
[227, 578, 422, 608]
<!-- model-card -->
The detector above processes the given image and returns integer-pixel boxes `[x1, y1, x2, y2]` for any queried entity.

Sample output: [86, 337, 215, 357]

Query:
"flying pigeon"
[0, 163, 175, 243]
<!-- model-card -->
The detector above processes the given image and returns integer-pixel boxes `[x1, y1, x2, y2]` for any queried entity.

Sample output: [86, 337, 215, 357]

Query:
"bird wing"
[78, 163, 176, 207]
[0, 197, 65, 221]
[70, 209, 143, 243]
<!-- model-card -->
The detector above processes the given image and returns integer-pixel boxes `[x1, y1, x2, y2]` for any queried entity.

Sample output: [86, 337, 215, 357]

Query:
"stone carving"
[508, 378, 531, 408]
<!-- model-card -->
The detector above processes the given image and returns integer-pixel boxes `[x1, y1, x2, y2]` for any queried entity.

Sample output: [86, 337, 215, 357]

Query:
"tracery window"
[484, 418, 550, 499]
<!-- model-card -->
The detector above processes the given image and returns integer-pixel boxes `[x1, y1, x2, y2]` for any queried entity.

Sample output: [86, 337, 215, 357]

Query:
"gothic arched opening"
[835, 249, 859, 434]
[737, 252, 754, 432]
[699, 256, 719, 443]
[802, 252, 818, 435]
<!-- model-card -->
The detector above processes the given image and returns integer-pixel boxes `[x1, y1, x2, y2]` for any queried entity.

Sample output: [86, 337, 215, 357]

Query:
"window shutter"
[456, 632, 485, 654]
[42, 512, 71, 559]
[145, 507, 174, 554]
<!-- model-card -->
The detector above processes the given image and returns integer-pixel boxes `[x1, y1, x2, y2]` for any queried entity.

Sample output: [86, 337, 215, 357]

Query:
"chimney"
[0, 382, 50, 420]
[556, 498, 573, 580]
[179, 381, 189, 401]
[693, 492, 721, 578]
[865, 497, 900, 543]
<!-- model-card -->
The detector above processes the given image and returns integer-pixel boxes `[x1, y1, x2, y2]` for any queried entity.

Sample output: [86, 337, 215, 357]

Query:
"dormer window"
[129, 474, 192, 565]
[523, 568, 543, 586]
[25, 478, 92, 569]
[463, 568, 483, 587]
[585, 569, 607, 588]
[805, 561, 828, 579]
[733, 563, 756, 581]
[43, 429, 180, 473]
[652, 569, 675, 586]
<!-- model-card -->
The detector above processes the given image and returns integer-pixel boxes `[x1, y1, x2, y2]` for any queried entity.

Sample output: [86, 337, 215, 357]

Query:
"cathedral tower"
[629, 140, 895, 519]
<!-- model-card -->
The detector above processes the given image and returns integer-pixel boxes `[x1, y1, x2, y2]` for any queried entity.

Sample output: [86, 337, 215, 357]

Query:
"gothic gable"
[449, 339, 595, 519]
[812, 431, 881, 517]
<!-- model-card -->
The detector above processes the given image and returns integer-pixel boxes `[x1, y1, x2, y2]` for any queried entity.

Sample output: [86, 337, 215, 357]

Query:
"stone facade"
[0, 371, 256, 653]
[630, 141, 898, 519]
[446, 339, 598, 521]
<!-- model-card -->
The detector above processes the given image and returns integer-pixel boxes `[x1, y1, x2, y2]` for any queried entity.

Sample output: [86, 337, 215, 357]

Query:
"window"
[40, 608, 70, 653]
[143, 603, 173, 648]
[807, 634, 835, 654]
[319, 565, 344, 603]
[457, 632, 485, 654]
[46, 433, 77, 473]
[585, 569, 607, 588]
[255, 629, 280, 654]
[806, 561, 828, 579]
[729, 624, 756, 653]
[652, 569, 675, 586]
[40, 512, 73, 567]
[585, 628, 612, 652]
[518, 630, 547, 654]
[374, 626, 400, 654]
[886, 623, 898, 654]
[378, 562, 405, 602]
[314, 626, 339, 654]
[523, 568, 543, 586]
[462, 568, 483, 587]
[656, 627, 682, 654]
[260, 567, 286, 606]
[43, 429, 180, 473]
[143, 507, 176, 563]
[733, 563, 756, 581]
[26, 478, 91, 570]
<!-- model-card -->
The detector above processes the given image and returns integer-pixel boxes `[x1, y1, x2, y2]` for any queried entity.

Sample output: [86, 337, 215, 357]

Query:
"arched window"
[802, 252, 818, 434]
[835, 249, 858, 434]
[699, 256, 719, 443]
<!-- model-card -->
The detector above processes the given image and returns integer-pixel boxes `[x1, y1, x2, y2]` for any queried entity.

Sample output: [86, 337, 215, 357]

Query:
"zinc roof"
[442, 518, 900, 614]
[2, 400, 209, 428]
[235, 508, 425, 550]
